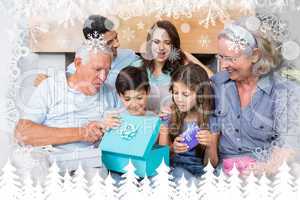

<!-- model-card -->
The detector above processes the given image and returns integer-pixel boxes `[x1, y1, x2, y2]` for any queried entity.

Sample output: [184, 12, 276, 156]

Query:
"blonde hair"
[251, 34, 283, 76]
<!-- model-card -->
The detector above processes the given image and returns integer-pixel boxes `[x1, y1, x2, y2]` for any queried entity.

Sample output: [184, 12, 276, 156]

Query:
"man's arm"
[15, 119, 103, 146]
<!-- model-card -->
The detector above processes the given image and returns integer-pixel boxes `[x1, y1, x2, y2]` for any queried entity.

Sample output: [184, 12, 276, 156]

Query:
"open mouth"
[226, 68, 235, 73]
[157, 51, 167, 59]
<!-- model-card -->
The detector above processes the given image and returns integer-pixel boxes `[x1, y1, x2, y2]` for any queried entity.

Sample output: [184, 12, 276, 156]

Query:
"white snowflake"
[136, 21, 145, 30]
[226, 36, 248, 52]
[121, 27, 135, 42]
[84, 32, 108, 53]
[168, 47, 181, 62]
[199, 0, 230, 29]
[198, 35, 211, 48]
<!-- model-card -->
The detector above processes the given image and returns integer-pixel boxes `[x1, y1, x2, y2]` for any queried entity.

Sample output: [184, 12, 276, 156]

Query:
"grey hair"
[75, 45, 112, 65]
[218, 30, 256, 57]
[218, 15, 284, 76]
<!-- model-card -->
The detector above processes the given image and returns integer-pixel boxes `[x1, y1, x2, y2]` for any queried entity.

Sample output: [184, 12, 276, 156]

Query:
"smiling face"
[75, 52, 112, 95]
[104, 30, 120, 58]
[172, 81, 197, 113]
[217, 37, 255, 81]
[120, 89, 149, 116]
[150, 27, 172, 63]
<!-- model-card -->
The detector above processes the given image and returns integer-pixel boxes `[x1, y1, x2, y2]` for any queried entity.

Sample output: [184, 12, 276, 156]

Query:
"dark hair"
[82, 15, 114, 39]
[142, 20, 187, 75]
[115, 66, 150, 95]
[169, 64, 215, 157]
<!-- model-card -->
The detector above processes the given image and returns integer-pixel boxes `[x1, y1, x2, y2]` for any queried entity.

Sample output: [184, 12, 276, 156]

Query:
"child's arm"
[158, 125, 170, 145]
[197, 130, 219, 168]
[203, 134, 219, 168]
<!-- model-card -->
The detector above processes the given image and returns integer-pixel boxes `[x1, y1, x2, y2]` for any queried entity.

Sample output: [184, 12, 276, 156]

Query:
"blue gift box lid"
[100, 113, 161, 158]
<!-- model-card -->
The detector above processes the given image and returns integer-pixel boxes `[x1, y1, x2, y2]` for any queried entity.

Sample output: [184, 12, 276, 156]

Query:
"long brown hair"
[169, 64, 215, 156]
[142, 20, 187, 75]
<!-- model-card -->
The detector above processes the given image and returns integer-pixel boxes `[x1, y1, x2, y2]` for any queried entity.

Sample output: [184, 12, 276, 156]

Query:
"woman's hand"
[196, 130, 213, 147]
[173, 136, 188, 153]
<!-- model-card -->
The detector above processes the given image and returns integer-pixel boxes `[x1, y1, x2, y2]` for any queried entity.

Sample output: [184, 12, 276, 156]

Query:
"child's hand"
[196, 130, 212, 147]
[159, 112, 169, 121]
[102, 114, 121, 131]
[159, 105, 171, 118]
[81, 121, 105, 143]
[173, 136, 188, 153]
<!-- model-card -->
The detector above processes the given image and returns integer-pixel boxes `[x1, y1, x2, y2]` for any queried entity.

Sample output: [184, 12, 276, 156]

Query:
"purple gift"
[180, 123, 200, 150]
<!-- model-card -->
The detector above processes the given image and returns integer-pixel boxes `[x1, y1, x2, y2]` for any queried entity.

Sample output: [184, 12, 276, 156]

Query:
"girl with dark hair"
[159, 64, 219, 181]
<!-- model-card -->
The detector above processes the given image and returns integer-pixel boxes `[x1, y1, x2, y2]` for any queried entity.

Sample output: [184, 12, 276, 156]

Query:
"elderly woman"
[210, 16, 300, 175]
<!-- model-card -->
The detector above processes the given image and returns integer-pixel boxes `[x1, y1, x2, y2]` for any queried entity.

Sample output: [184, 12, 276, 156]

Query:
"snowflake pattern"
[257, 13, 289, 43]
[168, 47, 181, 62]
[199, 0, 230, 29]
[121, 27, 135, 42]
[198, 34, 211, 48]
[226, 35, 248, 52]
[136, 21, 145, 30]
[84, 31, 108, 52]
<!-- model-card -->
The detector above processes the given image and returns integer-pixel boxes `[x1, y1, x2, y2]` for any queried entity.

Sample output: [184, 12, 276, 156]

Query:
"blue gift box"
[100, 113, 169, 177]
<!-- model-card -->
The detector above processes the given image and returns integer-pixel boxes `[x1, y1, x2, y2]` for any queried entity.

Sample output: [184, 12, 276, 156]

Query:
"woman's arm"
[183, 51, 214, 78]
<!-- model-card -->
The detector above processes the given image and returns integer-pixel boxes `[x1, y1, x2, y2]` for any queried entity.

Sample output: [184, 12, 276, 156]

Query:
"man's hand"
[34, 73, 48, 87]
[80, 121, 104, 143]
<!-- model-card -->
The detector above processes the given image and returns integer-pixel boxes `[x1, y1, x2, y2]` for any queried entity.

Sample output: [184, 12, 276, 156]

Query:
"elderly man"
[15, 43, 120, 170]
[210, 16, 300, 175]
